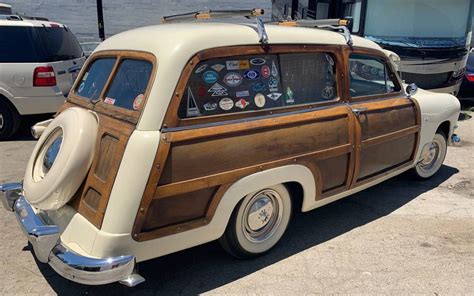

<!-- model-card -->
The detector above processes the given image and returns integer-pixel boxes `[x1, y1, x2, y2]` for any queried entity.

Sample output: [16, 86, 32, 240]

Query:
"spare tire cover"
[23, 107, 98, 210]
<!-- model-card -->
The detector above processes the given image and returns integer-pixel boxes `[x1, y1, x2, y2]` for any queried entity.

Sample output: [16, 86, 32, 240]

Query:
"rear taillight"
[33, 66, 57, 86]
[466, 74, 474, 83]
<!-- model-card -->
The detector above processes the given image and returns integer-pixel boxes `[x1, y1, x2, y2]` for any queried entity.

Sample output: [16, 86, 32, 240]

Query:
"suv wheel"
[0, 98, 20, 141]
[219, 184, 292, 259]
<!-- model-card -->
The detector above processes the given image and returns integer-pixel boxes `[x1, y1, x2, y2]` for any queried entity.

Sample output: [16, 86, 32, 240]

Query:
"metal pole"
[96, 0, 105, 41]
[291, 0, 299, 20]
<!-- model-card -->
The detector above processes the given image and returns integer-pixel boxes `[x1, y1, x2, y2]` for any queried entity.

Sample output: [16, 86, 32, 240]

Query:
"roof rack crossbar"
[161, 8, 264, 23]
[318, 25, 353, 46]
[0, 14, 22, 21]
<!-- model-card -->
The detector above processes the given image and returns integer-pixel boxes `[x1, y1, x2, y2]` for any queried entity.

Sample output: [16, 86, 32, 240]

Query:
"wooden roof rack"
[277, 18, 353, 46]
[161, 8, 268, 44]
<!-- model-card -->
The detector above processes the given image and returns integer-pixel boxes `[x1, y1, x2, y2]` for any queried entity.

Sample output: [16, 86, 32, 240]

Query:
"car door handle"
[352, 107, 368, 116]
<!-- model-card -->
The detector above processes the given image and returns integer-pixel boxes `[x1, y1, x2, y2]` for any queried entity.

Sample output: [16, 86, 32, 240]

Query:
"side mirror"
[406, 83, 418, 98]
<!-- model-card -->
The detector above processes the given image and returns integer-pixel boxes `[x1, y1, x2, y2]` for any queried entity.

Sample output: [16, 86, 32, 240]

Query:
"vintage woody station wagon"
[0, 12, 461, 287]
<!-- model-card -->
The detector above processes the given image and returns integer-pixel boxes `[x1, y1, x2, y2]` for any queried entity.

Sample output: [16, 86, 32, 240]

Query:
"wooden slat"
[361, 125, 420, 149]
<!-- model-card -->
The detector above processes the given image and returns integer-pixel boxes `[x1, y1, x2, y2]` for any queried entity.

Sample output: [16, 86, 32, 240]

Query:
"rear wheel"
[0, 98, 20, 141]
[413, 131, 447, 179]
[219, 184, 292, 259]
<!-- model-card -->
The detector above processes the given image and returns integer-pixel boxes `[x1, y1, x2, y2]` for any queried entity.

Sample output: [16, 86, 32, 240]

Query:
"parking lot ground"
[0, 115, 473, 295]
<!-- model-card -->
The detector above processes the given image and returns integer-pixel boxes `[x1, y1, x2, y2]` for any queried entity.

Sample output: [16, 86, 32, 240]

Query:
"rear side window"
[0, 27, 40, 62]
[75, 58, 116, 101]
[178, 52, 337, 118]
[104, 59, 153, 110]
[349, 54, 400, 97]
[35, 27, 83, 61]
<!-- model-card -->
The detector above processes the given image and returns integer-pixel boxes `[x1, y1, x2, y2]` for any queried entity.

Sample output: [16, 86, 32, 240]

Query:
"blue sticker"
[252, 82, 266, 92]
[244, 70, 260, 80]
[268, 76, 278, 91]
[203, 70, 218, 84]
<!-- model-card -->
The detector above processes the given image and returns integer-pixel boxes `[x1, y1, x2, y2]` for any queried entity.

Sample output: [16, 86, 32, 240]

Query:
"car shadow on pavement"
[3, 114, 53, 142]
[32, 165, 458, 295]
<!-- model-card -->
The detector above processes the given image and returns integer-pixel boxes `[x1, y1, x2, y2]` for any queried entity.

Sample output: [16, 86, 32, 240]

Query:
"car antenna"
[277, 18, 353, 47]
[161, 8, 268, 45]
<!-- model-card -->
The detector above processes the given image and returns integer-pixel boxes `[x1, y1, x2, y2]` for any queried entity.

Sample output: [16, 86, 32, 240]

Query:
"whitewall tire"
[219, 184, 292, 259]
[414, 132, 447, 179]
[23, 107, 98, 210]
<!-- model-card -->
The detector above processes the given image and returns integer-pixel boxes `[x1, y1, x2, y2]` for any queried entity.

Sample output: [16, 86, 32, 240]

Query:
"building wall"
[3, 0, 272, 41]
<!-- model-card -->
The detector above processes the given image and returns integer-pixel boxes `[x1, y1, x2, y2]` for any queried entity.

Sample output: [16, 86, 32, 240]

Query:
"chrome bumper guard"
[0, 183, 145, 287]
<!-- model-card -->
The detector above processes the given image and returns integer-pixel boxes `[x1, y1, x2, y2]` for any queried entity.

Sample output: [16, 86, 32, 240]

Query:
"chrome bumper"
[0, 183, 144, 287]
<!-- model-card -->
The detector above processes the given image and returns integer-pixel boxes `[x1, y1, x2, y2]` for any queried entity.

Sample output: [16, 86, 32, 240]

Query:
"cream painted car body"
[33, 23, 460, 263]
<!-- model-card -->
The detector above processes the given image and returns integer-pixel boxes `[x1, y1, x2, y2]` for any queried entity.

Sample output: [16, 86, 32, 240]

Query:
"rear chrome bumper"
[0, 183, 144, 287]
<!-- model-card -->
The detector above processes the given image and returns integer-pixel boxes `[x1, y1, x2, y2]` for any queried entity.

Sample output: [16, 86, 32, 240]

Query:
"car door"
[345, 50, 421, 187]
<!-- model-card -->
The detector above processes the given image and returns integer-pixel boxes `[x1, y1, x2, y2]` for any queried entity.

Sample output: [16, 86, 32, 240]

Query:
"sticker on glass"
[271, 61, 279, 77]
[211, 64, 225, 72]
[78, 81, 85, 92]
[203, 70, 218, 84]
[261, 65, 270, 78]
[252, 82, 266, 92]
[254, 93, 265, 108]
[219, 98, 234, 110]
[133, 94, 144, 110]
[250, 58, 266, 66]
[285, 87, 294, 104]
[186, 86, 201, 117]
[236, 90, 250, 97]
[203, 101, 217, 111]
[321, 86, 334, 99]
[104, 97, 115, 105]
[268, 76, 278, 91]
[226, 60, 250, 70]
[325, 54, 335, 66]
[195, 64, 208, 74]
[197, 86, 207, 97]
[223, 72, 243, 87]
[235, 98, 250, 109]
[208, 83, 228, 96]
[82, 72, 89, 81]
[267, 93, 282, 101]
[244, 70, 260, 80]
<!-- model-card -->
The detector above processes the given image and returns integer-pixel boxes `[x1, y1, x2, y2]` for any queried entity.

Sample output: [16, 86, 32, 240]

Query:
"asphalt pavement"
[0, 113, 472, 295]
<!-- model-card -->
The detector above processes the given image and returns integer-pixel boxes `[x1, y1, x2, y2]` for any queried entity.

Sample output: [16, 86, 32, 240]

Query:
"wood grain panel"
[317, 154, 349, 192]
[142, 186, 217, 231]
[358, 133, 416, 180]
[160, 116, 349, 184]
[69, 114, 134, 229]
[360, 104, 416, 140]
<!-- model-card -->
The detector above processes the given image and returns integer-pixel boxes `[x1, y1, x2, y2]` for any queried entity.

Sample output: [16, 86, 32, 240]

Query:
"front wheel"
[413, 131, 447, 179]
[219, 184, 292, 259]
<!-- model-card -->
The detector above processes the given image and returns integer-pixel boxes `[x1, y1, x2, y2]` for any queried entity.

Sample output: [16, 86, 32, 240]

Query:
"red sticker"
[197, 86, 207, 97]
[133, 94, 144, 110]
[261, 65, 270, 78]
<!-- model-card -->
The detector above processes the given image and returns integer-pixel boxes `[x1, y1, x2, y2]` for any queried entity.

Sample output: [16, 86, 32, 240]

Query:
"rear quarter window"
[103, 59, 153, 111]
[0, 26, 40, 62]
[178, 52, 337, 118]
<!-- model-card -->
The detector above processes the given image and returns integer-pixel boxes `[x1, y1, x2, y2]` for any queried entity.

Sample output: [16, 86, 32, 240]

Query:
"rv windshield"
[363, 0, 472, 48]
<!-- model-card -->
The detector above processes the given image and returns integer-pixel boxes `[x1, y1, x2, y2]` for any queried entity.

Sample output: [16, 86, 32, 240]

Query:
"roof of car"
[0, 18, 63, 28]
[95, 22, 382, 56]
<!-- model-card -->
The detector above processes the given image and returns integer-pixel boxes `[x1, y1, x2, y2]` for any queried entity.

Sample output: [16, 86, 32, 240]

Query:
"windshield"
[364, 0, 472, 48]
[35, 26, 84, 61]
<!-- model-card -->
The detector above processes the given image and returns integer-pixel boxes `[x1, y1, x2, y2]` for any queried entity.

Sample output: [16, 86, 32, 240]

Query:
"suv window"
[349, 54, 400, 97]
[0, 27, 40, 62]
[35, 27, 83, 61]
[75, 58, 116, 101]
[104, 59, 153, 111]
[178, 52, 337, 118]
[0, 26, 83, 63]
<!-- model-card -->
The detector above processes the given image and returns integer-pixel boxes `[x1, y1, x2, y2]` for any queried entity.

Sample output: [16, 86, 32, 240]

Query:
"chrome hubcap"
[0, 114, 4, 130]
[419, 141, 440, 171]
[242, 189, 283, 243]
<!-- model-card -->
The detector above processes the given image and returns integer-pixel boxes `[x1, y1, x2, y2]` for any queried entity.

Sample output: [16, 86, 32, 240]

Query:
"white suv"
[0, 15, 85, 140]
